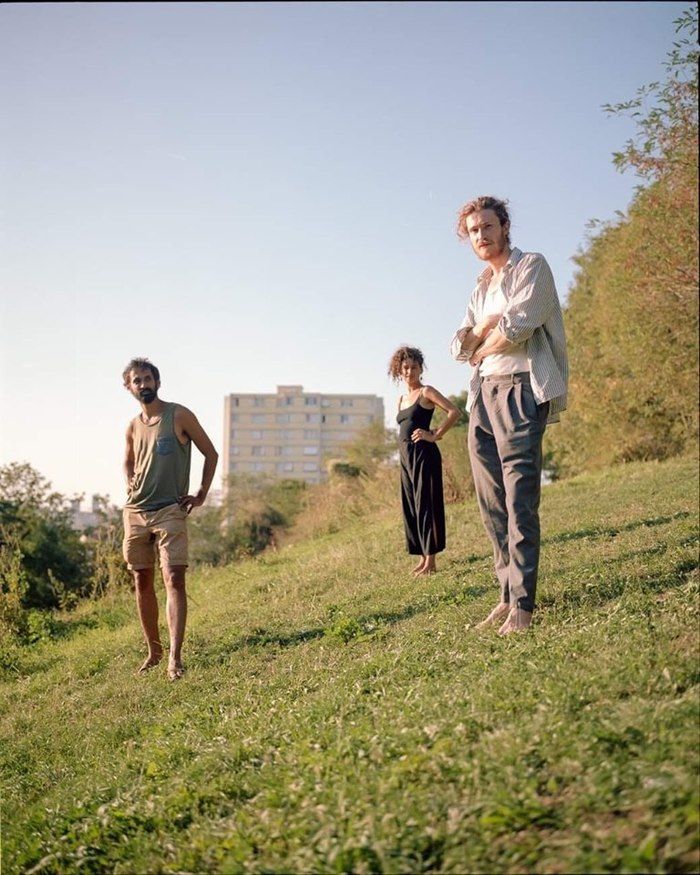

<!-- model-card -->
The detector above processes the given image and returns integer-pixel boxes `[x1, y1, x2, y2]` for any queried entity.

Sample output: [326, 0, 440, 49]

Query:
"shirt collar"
[476, 247, 523, 287]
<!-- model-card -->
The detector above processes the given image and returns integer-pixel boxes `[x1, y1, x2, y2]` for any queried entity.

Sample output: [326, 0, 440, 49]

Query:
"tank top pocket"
[156, 436, 175, 456]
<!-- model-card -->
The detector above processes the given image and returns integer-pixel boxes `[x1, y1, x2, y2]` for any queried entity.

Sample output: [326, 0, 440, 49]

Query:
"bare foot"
[498, 608, 533, 636]
[167, 661, 185, 681]
[414, 554, 436, 576]
[475, 602, 510, 630]
[137, 649, 163, 675]
[411, 559, 426, 575]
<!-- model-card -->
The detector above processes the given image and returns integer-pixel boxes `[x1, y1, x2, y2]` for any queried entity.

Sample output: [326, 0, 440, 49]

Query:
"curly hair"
[387, 346, 425, 383]
[456, 195, 511, 245]
[122, 357, 160, 388]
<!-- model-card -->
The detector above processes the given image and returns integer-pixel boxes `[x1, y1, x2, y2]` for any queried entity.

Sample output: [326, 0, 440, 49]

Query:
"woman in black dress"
[388, 346, 460, 575]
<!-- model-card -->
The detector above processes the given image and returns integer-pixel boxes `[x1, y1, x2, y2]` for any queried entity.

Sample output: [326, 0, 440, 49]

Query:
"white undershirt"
[479, 284, 530, 377]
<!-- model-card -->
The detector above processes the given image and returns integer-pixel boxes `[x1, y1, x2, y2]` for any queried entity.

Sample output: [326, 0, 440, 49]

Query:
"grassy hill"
[2, 456, 698, 874]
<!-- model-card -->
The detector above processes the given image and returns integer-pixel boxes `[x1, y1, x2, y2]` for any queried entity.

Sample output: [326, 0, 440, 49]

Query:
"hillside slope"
[2, 456, 698, 873]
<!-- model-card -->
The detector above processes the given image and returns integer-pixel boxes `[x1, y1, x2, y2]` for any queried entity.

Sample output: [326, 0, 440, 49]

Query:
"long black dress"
[397, 397, 446, 556]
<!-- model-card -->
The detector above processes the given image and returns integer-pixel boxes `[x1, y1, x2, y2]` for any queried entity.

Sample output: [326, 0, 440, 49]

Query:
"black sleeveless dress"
[396, 397, 446, 556]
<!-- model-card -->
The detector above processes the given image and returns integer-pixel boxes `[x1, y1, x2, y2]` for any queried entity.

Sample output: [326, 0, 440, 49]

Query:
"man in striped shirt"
[450, 196, 568, 635]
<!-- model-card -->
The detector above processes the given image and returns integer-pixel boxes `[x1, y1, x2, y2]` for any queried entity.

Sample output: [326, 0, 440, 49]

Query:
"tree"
[603, 6, 698, 183]
[189, 475, 307, 565]
[546, 7, 698, 475]
[340, 422, 398, 478]
[0, 463, 91, 608]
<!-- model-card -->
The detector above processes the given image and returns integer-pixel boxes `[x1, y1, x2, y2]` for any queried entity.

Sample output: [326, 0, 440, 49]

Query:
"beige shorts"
[122, 503, 189, 571]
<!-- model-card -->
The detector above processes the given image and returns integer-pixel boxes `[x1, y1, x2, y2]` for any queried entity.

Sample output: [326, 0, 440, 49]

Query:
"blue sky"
[0, 1, 689, 505]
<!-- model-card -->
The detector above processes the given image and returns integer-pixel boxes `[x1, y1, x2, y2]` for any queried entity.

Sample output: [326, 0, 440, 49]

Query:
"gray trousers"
[468, 373, 549, 613]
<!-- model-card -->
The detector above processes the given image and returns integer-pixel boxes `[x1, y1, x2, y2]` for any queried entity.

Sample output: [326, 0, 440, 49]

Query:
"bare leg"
[415, 554, 436, 575]
[133, 568, 163, 673]
[498, 607, 533, 635]
[476, 602, 511, 630]
[162, 565, 187, 679]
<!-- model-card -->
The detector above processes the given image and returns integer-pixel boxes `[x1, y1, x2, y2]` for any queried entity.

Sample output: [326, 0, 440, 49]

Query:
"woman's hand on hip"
[411, 428, 435, 443]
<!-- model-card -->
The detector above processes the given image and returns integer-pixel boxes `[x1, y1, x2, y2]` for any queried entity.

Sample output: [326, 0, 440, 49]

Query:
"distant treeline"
[546, 7, 698, 476]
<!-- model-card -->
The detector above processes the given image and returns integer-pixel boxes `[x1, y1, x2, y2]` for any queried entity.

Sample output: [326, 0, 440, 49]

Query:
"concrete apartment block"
[223, 385, 385, 484]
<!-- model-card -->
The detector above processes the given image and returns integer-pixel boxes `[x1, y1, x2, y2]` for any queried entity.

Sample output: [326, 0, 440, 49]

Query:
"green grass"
[1, 456, 698, 874]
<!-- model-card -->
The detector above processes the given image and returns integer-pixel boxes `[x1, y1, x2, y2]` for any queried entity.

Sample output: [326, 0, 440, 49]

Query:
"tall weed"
[0, 528, 29, 645]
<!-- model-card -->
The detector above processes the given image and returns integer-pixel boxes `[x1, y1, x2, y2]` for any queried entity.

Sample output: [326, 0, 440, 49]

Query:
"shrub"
[547, 8, 698, 475]
[0, 529, 29, 645]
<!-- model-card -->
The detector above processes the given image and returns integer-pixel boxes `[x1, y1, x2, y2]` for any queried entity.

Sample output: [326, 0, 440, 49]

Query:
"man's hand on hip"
[178, 493, 205, 514]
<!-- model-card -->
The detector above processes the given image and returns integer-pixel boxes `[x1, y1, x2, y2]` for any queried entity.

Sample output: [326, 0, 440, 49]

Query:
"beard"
[475, 231, 509, 261]
[139, 389, 157, 403]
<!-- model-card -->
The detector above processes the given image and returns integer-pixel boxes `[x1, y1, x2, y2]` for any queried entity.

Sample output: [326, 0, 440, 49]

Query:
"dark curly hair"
[122, 357, 160, 388]
[387, 346, 425, 383]
[456, 195, 511, 246]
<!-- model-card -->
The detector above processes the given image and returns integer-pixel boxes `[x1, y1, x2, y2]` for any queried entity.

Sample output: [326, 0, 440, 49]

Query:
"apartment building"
[223, 385, 385, 484]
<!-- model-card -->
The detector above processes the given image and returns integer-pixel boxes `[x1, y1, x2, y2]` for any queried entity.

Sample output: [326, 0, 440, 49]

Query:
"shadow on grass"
[194, 582, 491, 665]
[443, 512, 694, 573]
[538, 555, 697, 611]
[543, 510, 693, 547]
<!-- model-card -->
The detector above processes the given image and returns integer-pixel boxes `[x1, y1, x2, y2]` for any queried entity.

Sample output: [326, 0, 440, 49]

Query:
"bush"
[547, 8, 698, 475]
[87, 507, 132, 598]
[189, 476, 307, 565]
[0, 529, 29, 645]
[0, 464, 91, 609]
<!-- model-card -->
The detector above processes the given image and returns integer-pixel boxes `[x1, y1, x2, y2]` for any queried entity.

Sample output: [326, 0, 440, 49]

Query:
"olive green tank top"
[126, 402, 191, 511]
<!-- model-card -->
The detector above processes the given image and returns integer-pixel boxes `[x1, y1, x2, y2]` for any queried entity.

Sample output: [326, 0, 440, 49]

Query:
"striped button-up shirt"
[450, 247, 568, 422]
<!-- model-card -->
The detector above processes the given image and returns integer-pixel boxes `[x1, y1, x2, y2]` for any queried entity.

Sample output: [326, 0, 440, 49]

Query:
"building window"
[251, 446, 263, 456]
[341, 399, 354, 407]
[229, 462, 238, 471]
[303, 462, 318, 472]
[252, 414, 266, 424]
[253, 397, 264, 407]
[230, 414, 239, 423]
[340, 415, 350, 424]
[277, 462, 294, 472]
[282, 446, 295, 456]
[277, 414, 291, 424]
[303, 429, 317, 439]
[305, 413, 319, 424]
[303, 446, 318, 455]
[231, 397, 239, 407]
[253, 462, 265, 472]
[321, 399, 331, 408]
[231, 446, 240, 456]
[321, 415, 326, 423]
[274, 446, 283, 456]
[305, 396, 318, 406]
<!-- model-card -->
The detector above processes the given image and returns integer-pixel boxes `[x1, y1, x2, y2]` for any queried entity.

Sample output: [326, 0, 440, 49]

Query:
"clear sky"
[0, 1, 689, 507]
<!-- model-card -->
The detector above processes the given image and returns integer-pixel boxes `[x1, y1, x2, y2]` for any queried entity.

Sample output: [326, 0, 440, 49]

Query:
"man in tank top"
[122, 357, 218, 679]
[450, 196, 568, 635]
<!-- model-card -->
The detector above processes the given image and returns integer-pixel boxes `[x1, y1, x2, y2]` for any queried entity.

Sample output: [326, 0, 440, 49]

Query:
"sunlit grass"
[1, 456, 698, 873]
